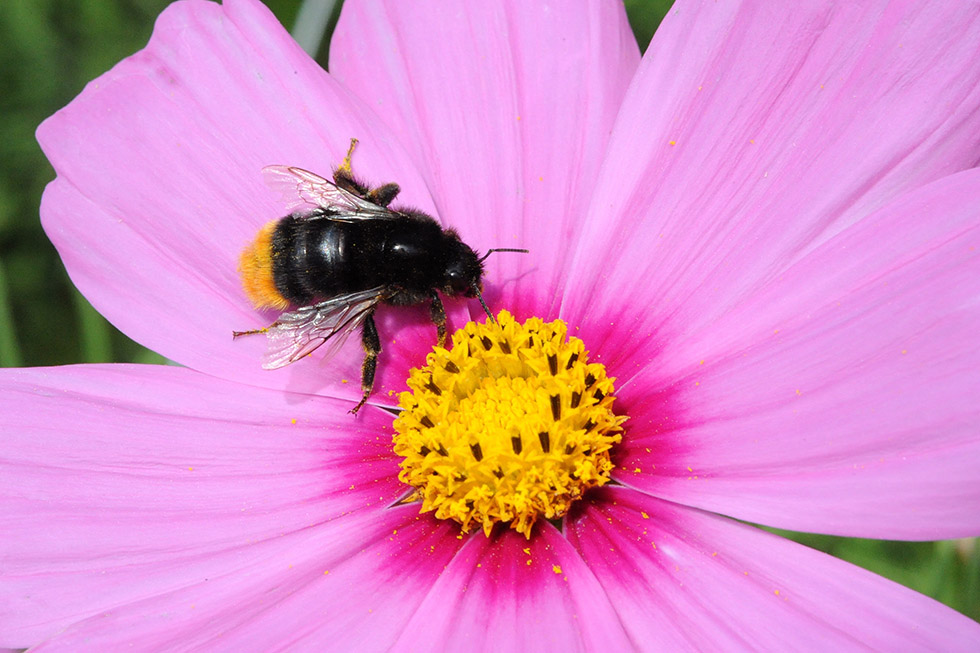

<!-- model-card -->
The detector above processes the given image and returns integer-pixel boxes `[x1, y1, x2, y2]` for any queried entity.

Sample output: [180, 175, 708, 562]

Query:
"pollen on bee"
[239, 220, 288, 310]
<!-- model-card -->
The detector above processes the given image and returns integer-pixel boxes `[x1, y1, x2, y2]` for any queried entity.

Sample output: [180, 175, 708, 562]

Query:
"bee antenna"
[475, 289, 496, 323]
[478, 247, 529, 264]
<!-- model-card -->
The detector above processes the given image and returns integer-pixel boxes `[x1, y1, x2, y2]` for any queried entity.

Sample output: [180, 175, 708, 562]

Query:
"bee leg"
[350, 311, 381, 415]
[366, 183, 401, 207]
[339, 137, 358, 175]
[333, 138, 372, 196]
[232, 322, 278, 338]
[429, 293, 447, 348]
[332, 138, 401, 206]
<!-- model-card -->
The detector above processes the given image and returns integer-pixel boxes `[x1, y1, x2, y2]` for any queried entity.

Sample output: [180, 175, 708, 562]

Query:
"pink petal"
[0, 364, 402, 645]
[615, 169, 980, 540]
[36, 0, 437, 404]
[27, 511, 466, 650]
[563, 0, 980, 359]
[330, 0, 640, 317]
[393, 524, 632, 651]
[566, 488, 980, 650]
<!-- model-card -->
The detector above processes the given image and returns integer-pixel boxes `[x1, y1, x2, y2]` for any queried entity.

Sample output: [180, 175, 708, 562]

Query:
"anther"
[445, 361, 460, 373]
[566, 352, 579, 370]
[550, 394, 561, 421]
[538, 431, 551, 453]
[470, 442, 483, 461]
[511, 436, 523, 454]
[548, 354, 558, 376]
[420, 415, 435, 428]
[571, 391, 582, 409]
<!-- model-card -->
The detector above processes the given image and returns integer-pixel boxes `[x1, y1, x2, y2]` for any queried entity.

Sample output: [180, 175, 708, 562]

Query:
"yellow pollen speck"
[641, 511, 649, 519]
[553, 565, 563, 574]
[795, 389, 801, 396]
[774, 589, 780, 596]
[668, 140, 677, 146]
[291, 418, 297, 424]
[901, 349, 908, 355]
[341, 379, 349, 384]
[523, 548, 531, 555]
[323, 570, 330, 575]
[526, 559, 532, 566]
[187, 467, 193, 471]
[392, 310, 625, 539]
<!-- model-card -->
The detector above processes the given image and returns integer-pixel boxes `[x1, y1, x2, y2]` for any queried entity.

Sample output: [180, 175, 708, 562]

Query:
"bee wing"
[262, 165, 392, 219]
[259, 287, 385, 369]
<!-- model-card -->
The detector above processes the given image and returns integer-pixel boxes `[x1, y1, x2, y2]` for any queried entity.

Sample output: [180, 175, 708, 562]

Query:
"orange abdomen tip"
[239, 220, 289, 310]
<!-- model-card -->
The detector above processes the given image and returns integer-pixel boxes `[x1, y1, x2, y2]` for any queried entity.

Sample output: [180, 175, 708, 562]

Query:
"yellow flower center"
[393, 310, 625, 538]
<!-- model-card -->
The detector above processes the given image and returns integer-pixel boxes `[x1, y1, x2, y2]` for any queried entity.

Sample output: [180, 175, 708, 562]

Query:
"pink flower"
[3, 0, 980, 648]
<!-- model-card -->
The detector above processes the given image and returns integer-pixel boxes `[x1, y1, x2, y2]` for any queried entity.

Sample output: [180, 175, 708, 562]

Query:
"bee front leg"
[350, 311, 381, 415]
[429, 293, 447, 348]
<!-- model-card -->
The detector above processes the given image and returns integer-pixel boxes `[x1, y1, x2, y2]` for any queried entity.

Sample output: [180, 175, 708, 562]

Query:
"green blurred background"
[0, 0, 976, 623]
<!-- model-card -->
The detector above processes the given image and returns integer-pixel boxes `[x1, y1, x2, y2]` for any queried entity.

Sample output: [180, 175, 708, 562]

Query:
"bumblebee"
[235, 139, 526, 414]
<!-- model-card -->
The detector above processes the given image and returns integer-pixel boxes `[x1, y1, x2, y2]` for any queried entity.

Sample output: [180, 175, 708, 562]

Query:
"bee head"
[442, 237, 483, 298]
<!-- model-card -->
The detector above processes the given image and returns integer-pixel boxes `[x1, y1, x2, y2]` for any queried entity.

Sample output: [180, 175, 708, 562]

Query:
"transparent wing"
[259, 287, 385, 369]
[262, 165, 393, 219]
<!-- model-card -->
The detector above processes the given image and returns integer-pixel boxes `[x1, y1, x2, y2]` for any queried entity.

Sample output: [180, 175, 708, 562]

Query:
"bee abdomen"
[274, 216, 363, 305]
[239, 220, 289, 310]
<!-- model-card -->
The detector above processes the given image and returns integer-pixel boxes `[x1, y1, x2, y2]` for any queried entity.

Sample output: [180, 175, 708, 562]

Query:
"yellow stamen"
[393, 310, 625, 539]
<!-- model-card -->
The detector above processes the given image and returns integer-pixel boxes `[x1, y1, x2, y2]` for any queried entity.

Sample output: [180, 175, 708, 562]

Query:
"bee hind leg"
[232, 323, 276, 338]
[366, 183, 401, 207]
[332, 138, 401, 207]
[350, 311, 381, 415]
[339, 138, 358, 175]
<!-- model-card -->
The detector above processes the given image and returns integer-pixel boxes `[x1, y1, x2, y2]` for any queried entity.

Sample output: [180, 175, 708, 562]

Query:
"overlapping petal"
[36, 0, 437, 405]
[394, 526, 632, 651]
[567, 488, 980, 650]
[331, 0, 640, 316]
[0, 364, 402, 645]
[616, 169, 980, 539]
[27, 513, 465, 650]
[563, 0, 980, 361]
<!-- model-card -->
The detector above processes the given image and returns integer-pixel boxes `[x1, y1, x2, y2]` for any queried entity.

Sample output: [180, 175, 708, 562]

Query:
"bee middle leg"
[429, 292, 447, 348]
[350, 311, 381, 415]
